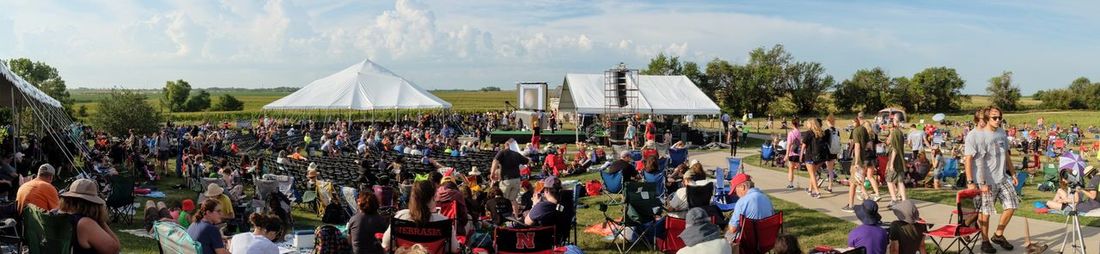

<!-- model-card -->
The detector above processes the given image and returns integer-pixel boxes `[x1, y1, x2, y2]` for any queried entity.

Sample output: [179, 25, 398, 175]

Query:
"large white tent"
[264, 59, 451, 110]
[558, 74, 720, 115]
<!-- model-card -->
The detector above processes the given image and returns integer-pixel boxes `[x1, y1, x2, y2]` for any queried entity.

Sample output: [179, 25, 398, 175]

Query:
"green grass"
[741, 150, 1100, 227]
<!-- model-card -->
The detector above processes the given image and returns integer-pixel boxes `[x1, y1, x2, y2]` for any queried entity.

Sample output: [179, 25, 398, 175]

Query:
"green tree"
[91, 90, 163, 135]
[161, 79, 192, 112]
[6, 58, 74, 113]
[986, 71, 1022, 111]
[705, 58, 738, 113]
[641, 53, 682, 75]
[681, 61, 710, 99]
[741, 44, 791, 116]
[783, 61, 834, 115]
[184, 90, 211, 112]
[209, 94, 245, 111]
[910, 67, 969, 112]
[890, 76, 919, 112]
[77, 105, 88, 118]
[834, 67, 892, 113]
[479, 86, 501, 92]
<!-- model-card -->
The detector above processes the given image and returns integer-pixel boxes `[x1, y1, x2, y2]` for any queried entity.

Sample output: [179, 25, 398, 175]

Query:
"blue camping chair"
[643, 171, 666, 197]
[761, 144, 775, 161]
[601, 168, 625, 204]
[728, 158, 742, 177]
[939, 158, 959, 183]
[668, 148, 688, 168]
[1015, 171, 1029, 193]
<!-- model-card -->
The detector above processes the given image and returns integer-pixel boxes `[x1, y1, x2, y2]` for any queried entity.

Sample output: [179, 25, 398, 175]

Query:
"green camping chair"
[106, 175, 136, 224]
[23, 205, 73, 254]
[152, 221, 202, 254]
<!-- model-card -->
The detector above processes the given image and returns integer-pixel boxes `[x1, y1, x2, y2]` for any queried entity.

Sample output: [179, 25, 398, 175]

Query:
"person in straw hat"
[205, 183, 236, 220]
[58, 178, 120, 253]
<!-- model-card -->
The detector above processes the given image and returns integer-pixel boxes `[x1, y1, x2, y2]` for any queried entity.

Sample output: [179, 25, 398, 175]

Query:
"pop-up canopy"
[264, 59, 451, 110]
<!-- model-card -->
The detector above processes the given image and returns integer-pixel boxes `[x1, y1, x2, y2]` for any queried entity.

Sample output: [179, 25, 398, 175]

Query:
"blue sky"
[1, 0, 1098, 95]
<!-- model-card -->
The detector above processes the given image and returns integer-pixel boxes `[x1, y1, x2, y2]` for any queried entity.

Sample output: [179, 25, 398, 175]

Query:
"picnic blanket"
[121, 229, 155, 239]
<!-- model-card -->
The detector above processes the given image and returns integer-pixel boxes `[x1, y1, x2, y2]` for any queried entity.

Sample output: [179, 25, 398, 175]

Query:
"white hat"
[204, 183, 224, 197]
[690, 159, 701, 166]
[469, 167, 481, 176]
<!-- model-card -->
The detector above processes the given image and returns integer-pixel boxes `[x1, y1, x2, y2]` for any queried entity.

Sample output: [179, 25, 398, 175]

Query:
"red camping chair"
[657, 216, 719, 253]
[494, 226, 556, 254]
[656, 217, 687, 253]
[389, 219, 454, 254]
[733, 211, 784, 254]
[875, 155, 888, 185]
[926, 189, 981, 254]
[436, 200, 469, 240]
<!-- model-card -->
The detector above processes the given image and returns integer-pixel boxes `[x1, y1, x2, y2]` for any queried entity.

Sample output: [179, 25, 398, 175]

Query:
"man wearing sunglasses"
[964, 106, 1017, 253]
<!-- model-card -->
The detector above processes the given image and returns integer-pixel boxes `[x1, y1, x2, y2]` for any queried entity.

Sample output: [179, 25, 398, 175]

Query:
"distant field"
[72, 89, 515, 120]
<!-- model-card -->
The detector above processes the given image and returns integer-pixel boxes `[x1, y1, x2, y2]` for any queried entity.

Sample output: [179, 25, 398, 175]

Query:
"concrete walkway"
[691, 149, 1100, 254]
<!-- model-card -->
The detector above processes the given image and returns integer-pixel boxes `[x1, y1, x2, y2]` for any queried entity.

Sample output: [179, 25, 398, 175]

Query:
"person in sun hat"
[677, 207, 731, 253]
[888, 200, 928, 254]
[847, 199, 887, 254]
[205, 183, 235, 220]
[58, 178, 121, 254]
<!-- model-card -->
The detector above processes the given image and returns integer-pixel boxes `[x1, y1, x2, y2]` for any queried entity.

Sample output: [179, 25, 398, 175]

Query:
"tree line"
[642, 45, 977, 116]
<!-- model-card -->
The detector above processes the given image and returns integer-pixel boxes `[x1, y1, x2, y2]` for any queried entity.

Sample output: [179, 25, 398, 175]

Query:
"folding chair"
[643, 171, 666, 197]
[494, 226, 556, 254]
[685, 182, 714, 209]
[760, 144, 775, 164]
[106, 175, 136, 224]
[315, 180, 336, 217]
[389, 219, 454, 254]
[926, 189, 981, 254]
[153, 221, 202, 254]
[939, 158, 959, 186]
[668, 148, 688, 169]
[600, 168, 625, 205]
[254, 178, 278, 201]
[22, 205, 73, 254]
[732, 211, 784, 254]
[656, 217, 687, 253]
[554, 188, 580, 245]
[599, 181, 662, 253]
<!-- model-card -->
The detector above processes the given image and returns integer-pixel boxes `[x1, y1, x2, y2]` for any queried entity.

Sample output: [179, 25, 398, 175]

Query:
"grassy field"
[71, 89, 515, 121]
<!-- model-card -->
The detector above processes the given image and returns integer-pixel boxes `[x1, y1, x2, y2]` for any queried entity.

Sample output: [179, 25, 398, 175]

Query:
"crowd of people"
[4, 104, 1098, 254]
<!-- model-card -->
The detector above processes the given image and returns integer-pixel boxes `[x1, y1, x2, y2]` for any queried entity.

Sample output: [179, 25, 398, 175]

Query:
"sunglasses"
[989, 116, 1003, 121]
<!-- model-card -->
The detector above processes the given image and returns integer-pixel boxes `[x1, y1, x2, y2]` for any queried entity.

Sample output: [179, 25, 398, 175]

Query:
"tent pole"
[10, 85, 17, 154]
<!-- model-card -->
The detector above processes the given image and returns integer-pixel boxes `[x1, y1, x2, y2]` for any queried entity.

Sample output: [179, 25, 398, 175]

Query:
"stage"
[489, 130, 598, 144]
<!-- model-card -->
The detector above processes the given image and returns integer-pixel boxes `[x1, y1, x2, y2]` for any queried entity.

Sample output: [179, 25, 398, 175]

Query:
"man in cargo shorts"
[492, 139, 530, 217]
[965, 106, 1018, 253]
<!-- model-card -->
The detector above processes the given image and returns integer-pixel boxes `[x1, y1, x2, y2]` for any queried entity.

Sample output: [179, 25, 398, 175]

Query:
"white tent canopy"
[264, 59, 451, 110]
[0, 61, 64, 108]
[558, 74, 720, 115]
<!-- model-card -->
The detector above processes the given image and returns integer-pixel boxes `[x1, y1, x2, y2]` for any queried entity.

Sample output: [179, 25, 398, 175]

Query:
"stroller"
[773, 146, 788, 167]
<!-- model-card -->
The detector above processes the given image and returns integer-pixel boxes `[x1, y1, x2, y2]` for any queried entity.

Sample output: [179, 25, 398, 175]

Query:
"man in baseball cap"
[726, 173, 775, 235]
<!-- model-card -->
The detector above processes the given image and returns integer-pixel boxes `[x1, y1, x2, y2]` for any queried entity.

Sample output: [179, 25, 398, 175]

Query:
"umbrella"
[1059, 151, 1086, 176]
[932, 113, 946, 122]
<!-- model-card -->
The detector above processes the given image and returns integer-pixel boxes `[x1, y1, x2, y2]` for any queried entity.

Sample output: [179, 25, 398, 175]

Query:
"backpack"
[828, 128, 842, 155]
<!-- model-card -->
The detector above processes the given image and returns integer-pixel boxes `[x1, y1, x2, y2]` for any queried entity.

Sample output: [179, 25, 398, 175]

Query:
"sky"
[1, 0, 1098, 95]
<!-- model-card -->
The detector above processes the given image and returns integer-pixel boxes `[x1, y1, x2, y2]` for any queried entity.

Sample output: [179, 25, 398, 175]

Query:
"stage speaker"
[615, 70, 628, 107]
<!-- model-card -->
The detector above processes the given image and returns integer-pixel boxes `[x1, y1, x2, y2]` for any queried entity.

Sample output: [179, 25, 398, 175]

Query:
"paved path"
[691, 149, 1100, 254]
